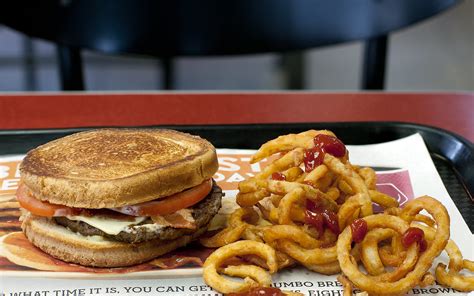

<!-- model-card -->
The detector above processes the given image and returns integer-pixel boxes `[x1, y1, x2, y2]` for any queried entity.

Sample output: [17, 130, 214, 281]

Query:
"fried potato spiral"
[203, 240, 277, 294]
[201, 130, 472, 295]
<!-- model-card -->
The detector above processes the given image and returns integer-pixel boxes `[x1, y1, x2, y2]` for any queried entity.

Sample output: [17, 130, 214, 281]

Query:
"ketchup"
[322, 209, 340, 234]
[306, 198, 323, 213]
[303, 135, 346, 172]
[313, 134, 346, 157]
[305, 210, 324, 237]
[304, 199, 340, 236]
[303, 146, 324, 172]
[402, 227, 427, 252]
[227, 287, 285, 296]
[271, 172, 286, 181]
[418, 238, 428, 252]
[350, 218, 368, 243]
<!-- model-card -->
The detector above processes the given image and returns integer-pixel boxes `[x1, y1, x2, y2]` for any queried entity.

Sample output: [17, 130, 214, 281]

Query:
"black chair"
[0, 0, 460, 90]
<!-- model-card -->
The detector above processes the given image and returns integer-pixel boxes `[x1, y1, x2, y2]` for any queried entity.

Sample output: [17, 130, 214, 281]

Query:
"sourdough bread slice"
[20, 129, 218, 208]
[22, 213, 208, 267]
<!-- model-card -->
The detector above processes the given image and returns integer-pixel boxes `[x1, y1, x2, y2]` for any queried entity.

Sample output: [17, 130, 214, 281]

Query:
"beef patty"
[54, 184, 222, 244]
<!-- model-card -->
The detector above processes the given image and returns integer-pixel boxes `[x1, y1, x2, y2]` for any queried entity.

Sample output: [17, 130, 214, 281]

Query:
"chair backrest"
[0, 0, 459, 57]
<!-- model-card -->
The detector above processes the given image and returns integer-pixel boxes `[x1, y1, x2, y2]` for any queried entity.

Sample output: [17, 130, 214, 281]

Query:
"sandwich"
[16, 129, 222, 267]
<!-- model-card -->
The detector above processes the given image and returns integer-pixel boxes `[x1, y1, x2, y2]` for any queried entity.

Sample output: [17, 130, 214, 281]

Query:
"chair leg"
[162, 58, 173, 90]
[281, 52, 305, 89]
[362, 35, 388, 90]
[57, 45, 84, 90]
[22, 37, 37, 91]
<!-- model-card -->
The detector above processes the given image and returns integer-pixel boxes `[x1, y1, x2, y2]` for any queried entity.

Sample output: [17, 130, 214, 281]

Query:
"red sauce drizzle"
[419, 238, 428, 252]
[304, 199, 340, 236]
[227, 287, 285, 296]
[303, 135, 346, 172]
[303, 146, 324, 172]
[313, 134, 346, 157]
[271, 172, 286, 181]
[306, 198, 323, 212]
[402, 227, 427, 252]
[321, 209, 340, 234]
[305, 210, 324, 238]
[350, 218, 368, 243]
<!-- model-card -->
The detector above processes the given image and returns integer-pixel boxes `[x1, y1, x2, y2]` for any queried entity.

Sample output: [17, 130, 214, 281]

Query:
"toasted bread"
[20, 129, 218, 208]
[22, 213, 208, 267]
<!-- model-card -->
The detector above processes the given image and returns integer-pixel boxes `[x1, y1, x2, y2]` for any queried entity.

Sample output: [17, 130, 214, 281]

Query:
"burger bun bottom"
[22, 214, 207, 268]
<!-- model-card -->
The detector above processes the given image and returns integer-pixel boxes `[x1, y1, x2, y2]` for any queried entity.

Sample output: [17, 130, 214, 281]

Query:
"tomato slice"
[16, 179, 213, 218]
[16, 183, 78, 217]
[112, 179, 213, 216]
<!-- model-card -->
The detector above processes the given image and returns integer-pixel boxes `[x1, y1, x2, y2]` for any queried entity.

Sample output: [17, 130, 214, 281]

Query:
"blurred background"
[0, 0, 472, 91]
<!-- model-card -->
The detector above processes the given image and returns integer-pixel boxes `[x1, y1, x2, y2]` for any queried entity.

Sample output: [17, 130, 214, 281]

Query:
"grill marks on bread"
[19, 129, 219, 208]
[21, 130, 202, 180]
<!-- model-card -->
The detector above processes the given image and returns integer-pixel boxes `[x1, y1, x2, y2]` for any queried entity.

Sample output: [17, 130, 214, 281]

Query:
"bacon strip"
[151, 209, 196, 229]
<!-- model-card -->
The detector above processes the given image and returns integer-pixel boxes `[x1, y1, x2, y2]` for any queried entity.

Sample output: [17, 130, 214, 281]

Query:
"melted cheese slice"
[66, 215, 147, 235]
[208, 198, 239, 230]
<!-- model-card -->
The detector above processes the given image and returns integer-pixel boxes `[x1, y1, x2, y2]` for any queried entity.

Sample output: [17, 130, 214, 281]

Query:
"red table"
[0, 92, 472, 142]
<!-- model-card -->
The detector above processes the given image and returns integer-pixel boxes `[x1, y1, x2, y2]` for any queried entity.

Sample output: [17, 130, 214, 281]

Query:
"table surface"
[0, 92, 472, 142]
